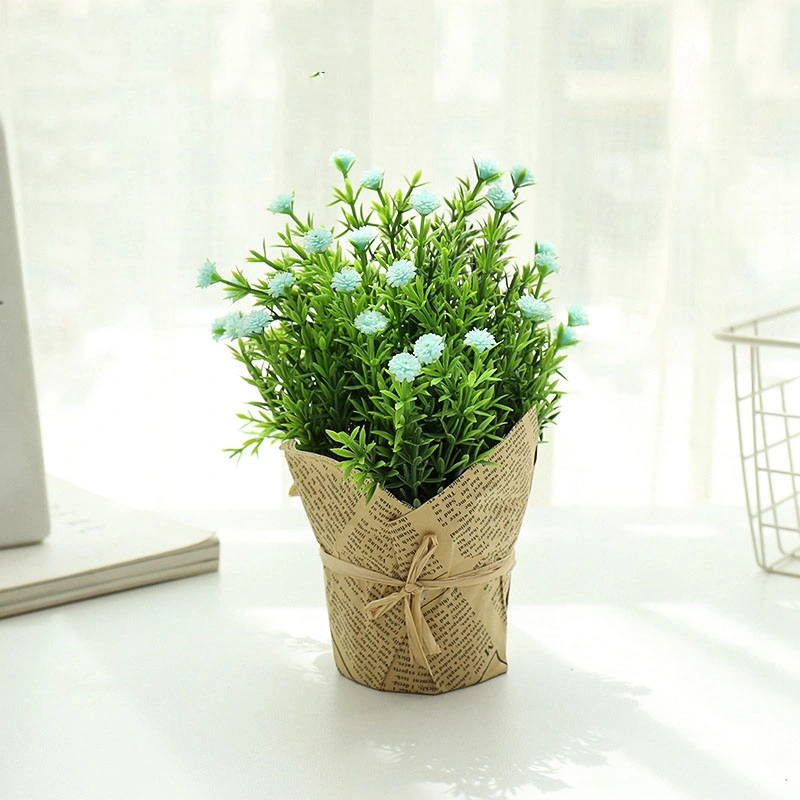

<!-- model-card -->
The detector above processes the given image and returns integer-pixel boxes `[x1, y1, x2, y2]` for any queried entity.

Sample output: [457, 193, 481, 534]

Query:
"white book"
[0, 478, 219, 619]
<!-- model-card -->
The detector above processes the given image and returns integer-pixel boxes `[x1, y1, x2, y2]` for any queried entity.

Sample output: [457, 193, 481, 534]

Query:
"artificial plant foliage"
[200, 151, 586, 506]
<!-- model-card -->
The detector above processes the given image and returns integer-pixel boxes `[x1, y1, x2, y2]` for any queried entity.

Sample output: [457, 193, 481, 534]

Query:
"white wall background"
[1, 0, 799, 511]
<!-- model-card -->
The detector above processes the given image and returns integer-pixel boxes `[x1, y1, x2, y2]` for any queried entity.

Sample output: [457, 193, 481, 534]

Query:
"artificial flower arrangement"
[199, 150, 587, 694]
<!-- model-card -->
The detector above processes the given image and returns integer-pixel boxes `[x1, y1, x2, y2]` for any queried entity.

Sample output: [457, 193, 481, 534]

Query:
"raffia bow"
[319, 534, 516, 675]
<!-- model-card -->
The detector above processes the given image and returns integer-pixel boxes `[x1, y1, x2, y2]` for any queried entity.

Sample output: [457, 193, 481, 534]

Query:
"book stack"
[0, 478, 219, 619]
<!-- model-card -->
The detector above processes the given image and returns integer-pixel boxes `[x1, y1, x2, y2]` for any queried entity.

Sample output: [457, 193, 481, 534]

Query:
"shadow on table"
[270, 628, 647, 798]
[21, 577, 644, 798]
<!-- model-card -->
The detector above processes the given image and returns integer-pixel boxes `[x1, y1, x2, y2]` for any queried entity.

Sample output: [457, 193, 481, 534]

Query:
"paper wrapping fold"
[281, 407, 539, 694]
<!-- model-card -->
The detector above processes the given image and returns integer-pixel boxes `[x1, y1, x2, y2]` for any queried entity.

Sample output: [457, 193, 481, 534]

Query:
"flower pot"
[282, 407, 539, 694]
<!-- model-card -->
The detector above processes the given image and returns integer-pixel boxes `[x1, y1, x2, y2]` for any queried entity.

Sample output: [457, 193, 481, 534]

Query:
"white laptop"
[0, 119, 50, 547]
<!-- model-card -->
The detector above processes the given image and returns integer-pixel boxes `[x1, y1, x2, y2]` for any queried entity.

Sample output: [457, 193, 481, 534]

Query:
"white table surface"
[1, 505, 799, 800]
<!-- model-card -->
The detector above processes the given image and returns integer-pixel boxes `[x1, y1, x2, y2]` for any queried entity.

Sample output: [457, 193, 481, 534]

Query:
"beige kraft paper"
[281, 407, 539, 694]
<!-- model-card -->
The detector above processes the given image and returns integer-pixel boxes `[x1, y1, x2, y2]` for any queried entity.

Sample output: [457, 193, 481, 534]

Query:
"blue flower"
[349, 226, 379, 251]
[304, 227, 334, 253]
[517, 295, 552, 322]
[510, 165, 535, 188]
[329, 148, 356, 176]
[236, 309, 273, 337]
[386, 258, 416, 287]
[566, 304, 589, 327]
[536, 240, 557, 256]
[534, 251, 560, 275]
[197, 259, 219, 288]
[464, 327, 497, 352]
[267, 192, 294, 215]
[360, 168, 385, 190]
[211, 311, 244, 341]
[211, 316, 228, 341]
[267, 271, 296, 297]
[557, 323, 580, 348]
[413, 333, 444, 365]
[354, 310, 388, 335]
[331, 267, 361, 293]
[410, 188, 441, 216]
[485, 183, 515, 210]
[388, 352, 422, 383]
[473, 157, 501, 181]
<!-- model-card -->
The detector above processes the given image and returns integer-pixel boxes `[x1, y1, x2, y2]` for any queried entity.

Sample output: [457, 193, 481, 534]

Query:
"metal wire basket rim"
[714, 303, 800, 350]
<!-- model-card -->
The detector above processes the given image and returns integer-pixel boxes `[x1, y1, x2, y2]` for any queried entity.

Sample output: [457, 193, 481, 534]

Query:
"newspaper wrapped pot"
[281, 407, 539, 694]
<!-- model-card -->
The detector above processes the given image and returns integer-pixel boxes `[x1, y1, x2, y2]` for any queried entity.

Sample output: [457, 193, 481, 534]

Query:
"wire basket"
[716, 305, 800, 576]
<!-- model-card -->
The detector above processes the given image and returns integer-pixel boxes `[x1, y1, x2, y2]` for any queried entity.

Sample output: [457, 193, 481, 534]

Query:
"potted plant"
[198, 150, 587, 693]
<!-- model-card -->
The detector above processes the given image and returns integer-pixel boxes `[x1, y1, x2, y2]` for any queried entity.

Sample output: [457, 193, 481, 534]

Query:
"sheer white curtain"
[1, 0, 798, 511]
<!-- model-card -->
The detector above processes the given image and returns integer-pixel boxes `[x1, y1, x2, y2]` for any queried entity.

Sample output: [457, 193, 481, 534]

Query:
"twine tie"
[319, 533, 515, 675]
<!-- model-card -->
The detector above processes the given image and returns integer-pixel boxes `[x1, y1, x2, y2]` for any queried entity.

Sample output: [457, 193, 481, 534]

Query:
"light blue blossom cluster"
[331, 267, 361, 293]
[329, 148, 356, 176]
[354, 310, 388, 335]
[211, 313, 235, 341]
[197, 259, 219, 288]
[267, 272, 296, 297]
[485, 183, 515, 211]
[386, 259, 416, 287]
[566, 304, 589, 327]
[517, 295, 552, 322]
[211, 309, 273, 341]
[349, 226, 378, 251]
[388, 352, 422, 383]
[464, 328, 497, 352]
[304, 227, 334, 253]
[267, 192, 294, 215]
[510, 165, 535, 188]
[557, 324, 580, 348]
[473, 157, 501, 182]
[534, 251, 560, 276]
[413, 333, 444, 365]
[380, 304, 587, 382]
[386, 325, 502, 383]
[237, 309, 273, 336]
[410, 188, 441, 216]
[537, 240, 557, 256]
[360, 168, 384, 190]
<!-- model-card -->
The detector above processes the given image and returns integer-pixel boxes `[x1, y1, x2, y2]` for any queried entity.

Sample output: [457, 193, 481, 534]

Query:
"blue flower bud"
[304, 227, 334, 253]
[556, 323, 580, 348]
[473, 157, 502, 182]
[464, 327, 497, 352]
[413, 333, 444, 365]
[267, 272, 296, 297]
[485, 183, 515, 210]
[329, 148, 356, 177]
[349, 226, 379, 251]
[197, 259, 220, 288]
[410, 188, 441, 216]
[534, 252, 560, 275]
[354, 310, 388, 335]
[360, 168, 384, 190]
[330, 267, 361, 293]
[566, 304, 589, 327]
[517, 296, 552, 322]
[386, 259, 416, 287]
[267, 192, 295, 215]
[510, 165, 535, 188]
[388, 352, 422, 382]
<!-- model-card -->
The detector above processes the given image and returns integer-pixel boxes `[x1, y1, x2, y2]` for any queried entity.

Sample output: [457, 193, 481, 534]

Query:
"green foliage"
[207, 159, 580, 507]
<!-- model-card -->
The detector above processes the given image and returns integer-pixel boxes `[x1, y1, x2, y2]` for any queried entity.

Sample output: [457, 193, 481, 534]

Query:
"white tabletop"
[1, 505, 798, 800]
